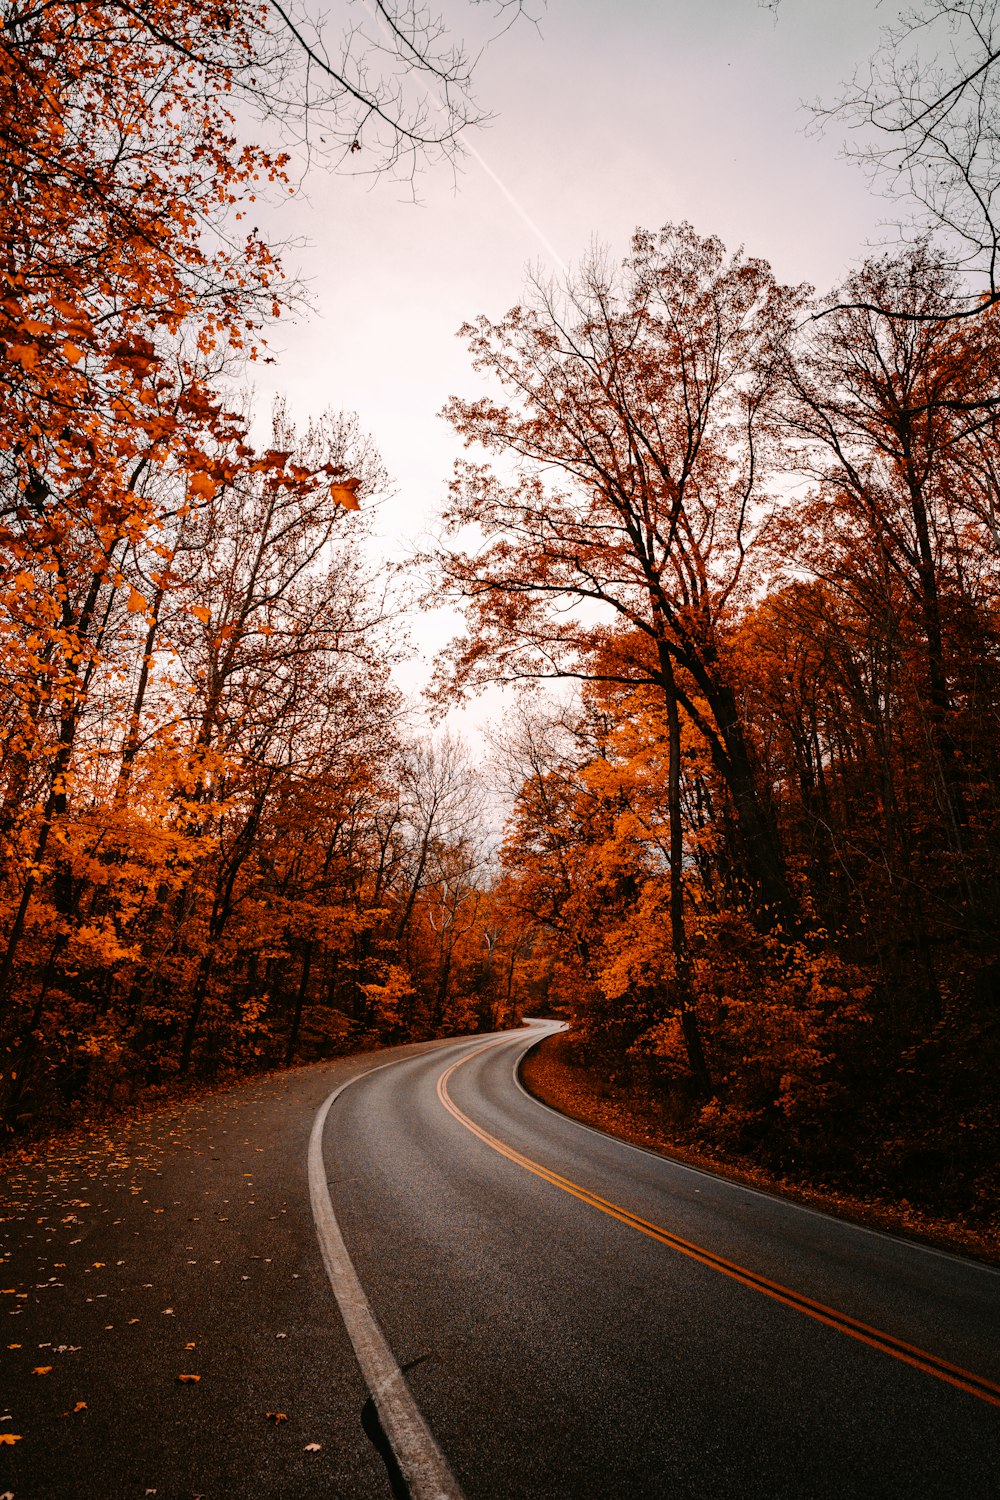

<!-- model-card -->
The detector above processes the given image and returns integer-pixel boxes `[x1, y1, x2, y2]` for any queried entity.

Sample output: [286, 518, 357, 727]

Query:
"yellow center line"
[437, 1040, 1000, 1411]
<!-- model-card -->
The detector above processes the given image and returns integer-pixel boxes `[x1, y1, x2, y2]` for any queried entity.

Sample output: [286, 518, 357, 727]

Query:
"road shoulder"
[519, 1028, 1000, 1269]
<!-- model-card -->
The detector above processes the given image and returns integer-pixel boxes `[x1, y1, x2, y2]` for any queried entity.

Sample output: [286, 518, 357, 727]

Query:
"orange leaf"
[63, 342, 84, 365]
[189, 473, 217, 500]
[177, 1374, 200, 1383]
[126, 588, 147, 614]
[265, 1411, 288, 1423]
[33, 1365, 52, 1375]
[191, 605, 211, 624]
[0, 1434, 22, 1444]
[330, 478, 360, 511]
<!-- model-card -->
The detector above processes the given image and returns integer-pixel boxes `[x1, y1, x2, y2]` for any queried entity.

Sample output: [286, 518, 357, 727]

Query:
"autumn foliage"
[0, 0, 521, 1127]
[434, 228, 1000, 1220]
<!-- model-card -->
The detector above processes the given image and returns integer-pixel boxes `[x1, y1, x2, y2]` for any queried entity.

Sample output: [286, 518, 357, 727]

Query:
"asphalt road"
[2, 1022, 999, 1498]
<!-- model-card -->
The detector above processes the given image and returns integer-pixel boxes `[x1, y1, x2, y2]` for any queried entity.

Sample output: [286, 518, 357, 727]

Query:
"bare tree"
[818, 0, 1000, 318]
[259, 0, 540, 182]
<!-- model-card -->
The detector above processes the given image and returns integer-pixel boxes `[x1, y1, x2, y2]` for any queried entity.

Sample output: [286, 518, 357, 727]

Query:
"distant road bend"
[315, 1020, 1000, 1500]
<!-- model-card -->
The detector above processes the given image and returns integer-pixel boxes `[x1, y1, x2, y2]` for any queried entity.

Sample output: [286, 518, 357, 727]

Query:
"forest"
[1, 0, 997, 1229]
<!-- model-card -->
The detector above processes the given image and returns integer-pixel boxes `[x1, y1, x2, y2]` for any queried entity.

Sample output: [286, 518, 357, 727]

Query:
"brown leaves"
[107, 340, 159, 378]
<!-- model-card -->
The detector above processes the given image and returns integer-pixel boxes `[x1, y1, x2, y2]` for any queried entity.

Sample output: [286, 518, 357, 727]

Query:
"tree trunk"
[285, 942, 313, 1065]
[663, 656, 712, 1097]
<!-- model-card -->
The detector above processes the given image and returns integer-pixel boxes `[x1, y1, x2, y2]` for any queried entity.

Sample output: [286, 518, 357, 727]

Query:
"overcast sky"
[250, 0, 894, 737]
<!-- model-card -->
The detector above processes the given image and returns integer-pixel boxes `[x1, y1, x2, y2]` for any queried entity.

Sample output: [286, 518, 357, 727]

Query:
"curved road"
[2, 1021, 998, 1497]
[324, 1021, 1000, 1499]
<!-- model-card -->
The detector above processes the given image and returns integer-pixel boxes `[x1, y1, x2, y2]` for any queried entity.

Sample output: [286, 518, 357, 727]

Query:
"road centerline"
[436, 1036, 1000, 1412]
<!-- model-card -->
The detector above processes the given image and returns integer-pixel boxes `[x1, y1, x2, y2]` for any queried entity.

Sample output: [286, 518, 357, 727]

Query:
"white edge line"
[509, 1025, 1000, 1277]
[307, 1045, 469, 1500]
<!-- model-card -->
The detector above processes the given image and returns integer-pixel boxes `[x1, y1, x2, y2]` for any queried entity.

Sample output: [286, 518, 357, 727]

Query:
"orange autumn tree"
[476, 232, 1000, 1212]
[0, 0, 521, 1122]
[430, 224, 808, 1088]
[433, 225, 804, 932]
[0, 0, 291, 1021]
[492, 687, 873, 1156]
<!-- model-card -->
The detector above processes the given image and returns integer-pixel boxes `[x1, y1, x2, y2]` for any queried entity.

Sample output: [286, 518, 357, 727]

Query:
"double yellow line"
[437, 1043, 1000, 1411]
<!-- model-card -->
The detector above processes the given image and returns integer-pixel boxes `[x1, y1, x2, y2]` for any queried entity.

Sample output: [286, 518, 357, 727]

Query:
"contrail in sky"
[455, 131, 570, 276]
[361, 0, 570, 275]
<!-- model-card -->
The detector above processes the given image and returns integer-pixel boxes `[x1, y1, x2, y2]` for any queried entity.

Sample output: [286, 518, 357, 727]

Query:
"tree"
[432, 224, 804, 931]
[781, 244, 1000, 921]
[819, 0, 1000, 318]
[0, 0, 532, 1120]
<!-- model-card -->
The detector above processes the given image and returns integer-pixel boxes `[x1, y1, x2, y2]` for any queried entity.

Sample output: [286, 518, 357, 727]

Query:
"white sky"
[249, 0, 893, 740]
